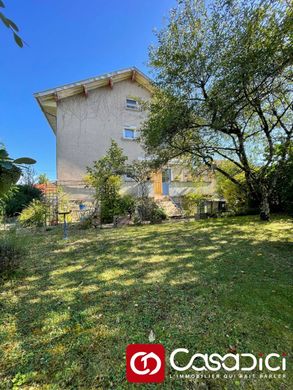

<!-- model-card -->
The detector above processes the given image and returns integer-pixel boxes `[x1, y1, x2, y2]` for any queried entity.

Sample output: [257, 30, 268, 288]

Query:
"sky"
[0, 0, 176, 180]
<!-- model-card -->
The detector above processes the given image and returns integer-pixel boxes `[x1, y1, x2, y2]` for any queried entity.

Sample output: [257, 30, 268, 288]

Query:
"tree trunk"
[259, 188, 270, 221]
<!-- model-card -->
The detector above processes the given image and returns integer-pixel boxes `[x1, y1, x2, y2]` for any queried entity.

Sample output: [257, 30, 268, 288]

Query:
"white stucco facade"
[56, 79, 150, 186]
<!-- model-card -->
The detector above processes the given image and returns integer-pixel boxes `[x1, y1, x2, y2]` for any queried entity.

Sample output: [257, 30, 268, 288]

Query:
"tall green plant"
[0, 146, 36, 199]
[86, 141, 127, 223]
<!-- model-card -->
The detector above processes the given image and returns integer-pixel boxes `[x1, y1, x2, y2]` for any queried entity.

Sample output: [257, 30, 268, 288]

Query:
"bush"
[100, 198, 118, 224]
[18, 199, 49, 227]
[100, 195, 136, 224]
[4, 184, 42, 217]
[116, 195, 136, 216]
[0, 235, 26, 273]
[136, 198, 167, 223]
[150, 206, 167, 224]
[181, 193, 203, 217]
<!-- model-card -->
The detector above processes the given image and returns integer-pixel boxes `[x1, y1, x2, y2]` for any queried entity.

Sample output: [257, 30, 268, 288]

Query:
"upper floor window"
[126, 98, 139, 110]
[123, 128, 136, 140]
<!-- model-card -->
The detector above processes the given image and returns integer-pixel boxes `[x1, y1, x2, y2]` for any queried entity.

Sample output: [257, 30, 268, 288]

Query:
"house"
[34, 67, 225, 216]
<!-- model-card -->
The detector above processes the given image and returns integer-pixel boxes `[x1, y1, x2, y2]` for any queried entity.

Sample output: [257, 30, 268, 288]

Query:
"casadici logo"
[170, 349, 287, 372]
[126, 344, 165, 383]
[126, 344, 287, 383]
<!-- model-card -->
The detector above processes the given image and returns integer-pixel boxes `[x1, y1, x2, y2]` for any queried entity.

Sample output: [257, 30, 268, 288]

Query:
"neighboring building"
[35, 67, 224, 215]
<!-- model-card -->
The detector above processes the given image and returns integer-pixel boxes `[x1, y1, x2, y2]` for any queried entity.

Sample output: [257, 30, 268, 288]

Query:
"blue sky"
[0, 0, 176, 180]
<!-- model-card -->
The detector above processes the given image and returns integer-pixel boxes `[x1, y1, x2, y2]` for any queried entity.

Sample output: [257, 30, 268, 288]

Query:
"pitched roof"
[34, 67, 153, 134]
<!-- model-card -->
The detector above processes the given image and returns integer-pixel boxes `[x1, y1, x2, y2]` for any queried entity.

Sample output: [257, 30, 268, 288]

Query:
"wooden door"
[152, 171, 162, 195]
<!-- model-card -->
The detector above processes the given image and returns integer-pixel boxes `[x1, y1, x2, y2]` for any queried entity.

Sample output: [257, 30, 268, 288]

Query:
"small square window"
[123, 128, 136, 139]
[126, 98, 138, 110]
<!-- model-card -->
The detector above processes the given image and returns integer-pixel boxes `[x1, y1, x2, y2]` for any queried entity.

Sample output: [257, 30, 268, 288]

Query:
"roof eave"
[34, 67, 153, 134]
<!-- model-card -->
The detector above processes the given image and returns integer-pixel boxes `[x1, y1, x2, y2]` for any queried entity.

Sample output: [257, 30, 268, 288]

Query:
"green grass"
[0, 215, 292, 389]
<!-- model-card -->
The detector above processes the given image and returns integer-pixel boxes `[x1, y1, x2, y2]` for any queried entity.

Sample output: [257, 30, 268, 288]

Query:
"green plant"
[116, 195, 136, 217]
[18, 199, 49, 227]
[0, 146, 36, 199]
[149, 206, 167, 224]
[0, 234, 26, 273]
[37, 173, 49, 184]
[136, 198, 166, 223]
[86, 140, 127, 224]
[181, 193, 204, 217]
[4, 184, 43, 217]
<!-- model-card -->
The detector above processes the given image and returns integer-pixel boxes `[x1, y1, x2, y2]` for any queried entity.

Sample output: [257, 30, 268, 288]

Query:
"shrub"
[181, 193, 203, 217]
[18, 199, 49, 227]
[4, 184, 42, 217]
[116, 195, 136, 217]
[136, 198, 167, 223]
[0, 234, 26, 273]
[100, 198, 118, 224]
[150, 206, 167, 224]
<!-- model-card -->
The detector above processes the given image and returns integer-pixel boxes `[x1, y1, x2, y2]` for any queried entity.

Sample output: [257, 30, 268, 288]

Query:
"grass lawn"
[0, 215, 292, 389]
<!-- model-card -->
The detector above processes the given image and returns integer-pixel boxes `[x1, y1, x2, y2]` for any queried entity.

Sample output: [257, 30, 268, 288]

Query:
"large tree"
[141, 0, 292, 220]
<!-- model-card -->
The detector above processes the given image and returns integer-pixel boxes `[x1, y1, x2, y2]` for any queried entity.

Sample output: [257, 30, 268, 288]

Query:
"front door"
[162, 169, 171, 195]
[152, 171, 162, 196]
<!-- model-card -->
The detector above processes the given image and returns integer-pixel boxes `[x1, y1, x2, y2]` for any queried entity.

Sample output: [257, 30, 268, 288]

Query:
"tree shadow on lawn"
[0, 217, 292, 388]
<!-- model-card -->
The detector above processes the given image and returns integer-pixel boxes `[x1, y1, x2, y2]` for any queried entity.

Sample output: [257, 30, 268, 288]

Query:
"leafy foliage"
[4, 184, 42, 217]
[37, 173, 49, 185]
[0, 1, 23, 47]
[142, 0, 293, 220]
[268, 143, 293, 214]
[123, 160, 153, 198]
[136, 198, 167, 223]
[86, 140, 154, 223]
[86, 141, 129, 223]
[181, 193, 205, 217]
[0, 146, 36, 198]
[18, 199, 49, 227]
[215, 161, 249, 213]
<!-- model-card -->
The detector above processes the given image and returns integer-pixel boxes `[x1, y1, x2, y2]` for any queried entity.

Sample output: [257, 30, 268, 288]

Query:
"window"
[123, 128, 136, 140]
[126, 98, 138, 110]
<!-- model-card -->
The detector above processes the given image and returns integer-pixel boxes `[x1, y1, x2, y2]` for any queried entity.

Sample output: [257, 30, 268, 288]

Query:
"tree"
[86, 141, 155, 222]
[0, 0, 23, 47]
[0, 146, 36, 198]
[19, 166, 37, 186]
[38, 173, 49, 185]
[141, 0, 292, 220]
[86, 140, 128, 223]
[124, 160, 152, 198]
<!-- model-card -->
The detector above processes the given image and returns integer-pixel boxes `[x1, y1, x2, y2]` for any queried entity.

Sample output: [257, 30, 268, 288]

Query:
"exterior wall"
[56, 79, 151, 187]
[166, 164, 219, 198]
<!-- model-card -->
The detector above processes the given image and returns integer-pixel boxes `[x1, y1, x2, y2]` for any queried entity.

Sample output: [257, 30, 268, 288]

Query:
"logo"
[170, 349, 287, 372]
[126, 344, 165, 383]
